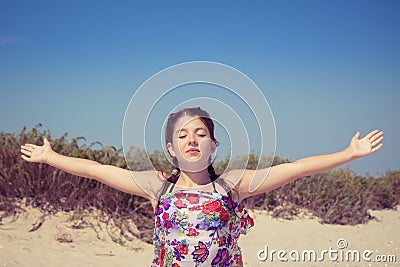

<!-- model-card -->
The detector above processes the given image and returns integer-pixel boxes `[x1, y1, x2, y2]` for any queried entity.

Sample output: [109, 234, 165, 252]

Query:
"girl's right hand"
[20, 138, 52, 163]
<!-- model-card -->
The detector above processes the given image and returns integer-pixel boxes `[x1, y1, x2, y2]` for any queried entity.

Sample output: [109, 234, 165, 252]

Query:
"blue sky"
[1, 0, 399, 177]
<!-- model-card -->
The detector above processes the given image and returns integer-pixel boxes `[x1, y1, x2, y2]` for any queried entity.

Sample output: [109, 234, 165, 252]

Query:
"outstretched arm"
[238, 130, 384, 201]
[20, 138, 154, 199]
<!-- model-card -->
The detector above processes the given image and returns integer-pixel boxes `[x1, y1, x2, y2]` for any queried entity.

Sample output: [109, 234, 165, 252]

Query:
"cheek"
[199, 139, 213, 153]
[174, 140, 186, 155]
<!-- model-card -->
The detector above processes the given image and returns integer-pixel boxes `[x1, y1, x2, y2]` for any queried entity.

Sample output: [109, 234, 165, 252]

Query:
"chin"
[178, 159, 209, 173]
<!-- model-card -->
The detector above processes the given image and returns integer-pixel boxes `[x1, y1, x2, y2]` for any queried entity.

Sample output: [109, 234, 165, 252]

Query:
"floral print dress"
[151, 187, 254, 267]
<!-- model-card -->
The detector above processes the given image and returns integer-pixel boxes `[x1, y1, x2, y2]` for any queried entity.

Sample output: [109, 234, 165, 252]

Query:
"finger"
[370, 132, 384, 143]
[371, 143, 383, 153]
[21, 145, 35, 152]
[21, 155, 32, 162]
[20, 148, 32, 156]
[366, 130, 380, 139]
[370, 131, 384, 141]
[21, 146, 33, 153]
[371, 136, 384, 147]
[354, 131, 361, 139]
[23, 143, 38, 149]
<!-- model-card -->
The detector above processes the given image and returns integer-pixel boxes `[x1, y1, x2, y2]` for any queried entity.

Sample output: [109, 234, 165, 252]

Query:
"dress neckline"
[157, 189, 244, 210]
[168, 179, 217, 194]
[160, 188, 222, 199]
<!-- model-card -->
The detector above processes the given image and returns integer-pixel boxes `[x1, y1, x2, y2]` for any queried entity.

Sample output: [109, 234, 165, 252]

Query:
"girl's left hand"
[348, 130, 384, 159]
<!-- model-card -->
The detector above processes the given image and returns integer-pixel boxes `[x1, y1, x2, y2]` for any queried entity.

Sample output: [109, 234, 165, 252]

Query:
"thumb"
[354, 131, 360, 139]
[44, 138, 50, 145]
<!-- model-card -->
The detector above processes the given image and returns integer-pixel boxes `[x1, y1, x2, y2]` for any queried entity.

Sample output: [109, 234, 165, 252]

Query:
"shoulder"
[220, 168, 275, 202]
[218, 169, 248, 201]
[128, 170, 169, 199]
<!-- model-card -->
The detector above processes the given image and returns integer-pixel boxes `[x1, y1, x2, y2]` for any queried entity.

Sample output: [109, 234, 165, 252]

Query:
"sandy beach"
[1, 206, 398, 267]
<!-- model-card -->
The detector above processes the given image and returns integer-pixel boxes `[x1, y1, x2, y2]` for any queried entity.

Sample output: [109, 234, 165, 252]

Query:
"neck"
[176, 168, 211, 188]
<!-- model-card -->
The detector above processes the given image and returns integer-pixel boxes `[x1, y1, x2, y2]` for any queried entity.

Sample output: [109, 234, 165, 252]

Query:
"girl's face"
[167, 115, 216, 172]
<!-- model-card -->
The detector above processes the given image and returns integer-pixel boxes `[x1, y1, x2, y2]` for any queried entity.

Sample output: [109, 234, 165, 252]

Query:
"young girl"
[20, 107, 384, 267]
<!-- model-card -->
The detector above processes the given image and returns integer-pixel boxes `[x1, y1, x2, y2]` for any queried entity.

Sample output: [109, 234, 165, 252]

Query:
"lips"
[186, 148, 200, 153]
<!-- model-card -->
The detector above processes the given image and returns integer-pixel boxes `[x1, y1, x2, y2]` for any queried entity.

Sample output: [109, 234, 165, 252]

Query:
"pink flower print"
[164, 220, 173, 229]
[174, 199, 187, 209]
[187, 228, 200, 237]
[187, 193, 200, 204]
[176, 243, 188, 255]
[218, 236, 226, 247]
[237, 204, 243, 213]
[189, 205, 201, 211]
[248, 215, 254, 227]
[175, 191, 186, 199]
[162, 212, 169, 220]
[219, 208, 230, 223]
[235, 253, 243, 265]
[173, 240, 189, 261]
[202, 199, 222, 215]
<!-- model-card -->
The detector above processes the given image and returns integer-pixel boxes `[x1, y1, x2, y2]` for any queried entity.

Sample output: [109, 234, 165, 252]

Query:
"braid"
[168, 157, 181, 183]
[207, 164, 219, 181]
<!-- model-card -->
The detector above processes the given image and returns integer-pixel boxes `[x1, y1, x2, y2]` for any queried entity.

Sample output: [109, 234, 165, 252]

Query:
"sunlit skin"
[20, 114, 384, 210]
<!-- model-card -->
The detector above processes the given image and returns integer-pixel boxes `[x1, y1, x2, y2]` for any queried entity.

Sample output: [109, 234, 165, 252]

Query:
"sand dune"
[1, 206, 398, 267]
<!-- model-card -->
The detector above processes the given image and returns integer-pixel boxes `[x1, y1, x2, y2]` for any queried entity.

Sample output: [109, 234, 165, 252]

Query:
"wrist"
[44, 150, 56, 165]
[344, 147, 357, 161]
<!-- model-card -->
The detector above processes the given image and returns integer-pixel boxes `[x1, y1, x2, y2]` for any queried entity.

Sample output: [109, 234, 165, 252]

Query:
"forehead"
[174, 115, 208, 132]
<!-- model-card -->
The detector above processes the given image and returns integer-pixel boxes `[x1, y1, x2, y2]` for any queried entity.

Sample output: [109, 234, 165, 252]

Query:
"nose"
[188, 134, 198, 146]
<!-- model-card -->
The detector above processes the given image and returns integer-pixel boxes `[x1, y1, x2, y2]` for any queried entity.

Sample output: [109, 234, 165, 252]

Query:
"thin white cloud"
[0, 36, 23, 45]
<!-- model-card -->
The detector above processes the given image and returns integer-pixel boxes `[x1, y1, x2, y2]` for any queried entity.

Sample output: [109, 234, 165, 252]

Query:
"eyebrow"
[175, 127, 208, 134]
